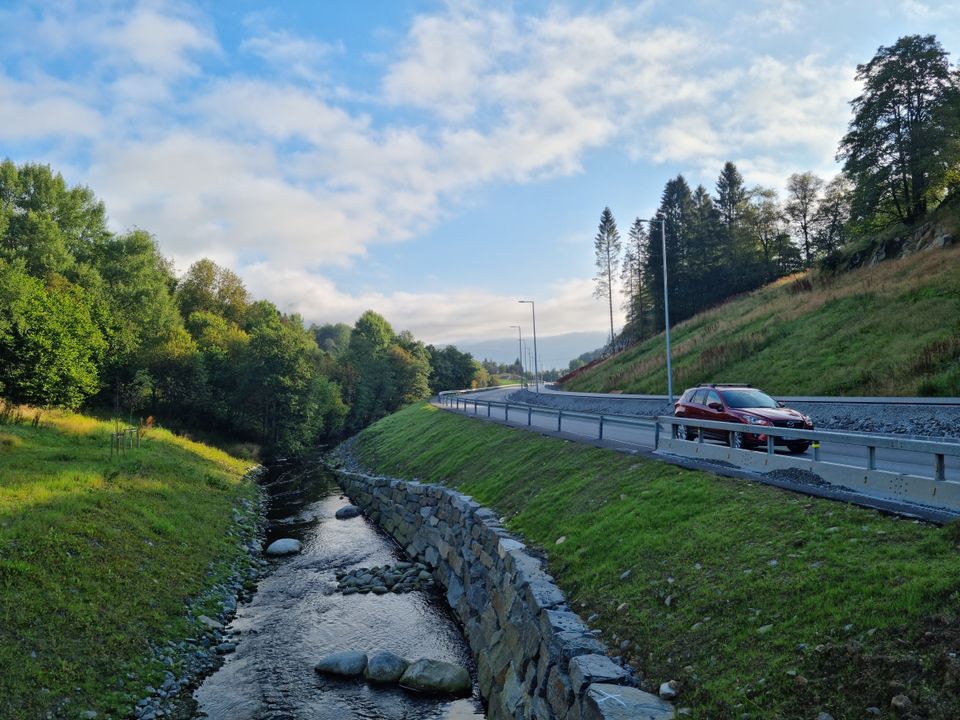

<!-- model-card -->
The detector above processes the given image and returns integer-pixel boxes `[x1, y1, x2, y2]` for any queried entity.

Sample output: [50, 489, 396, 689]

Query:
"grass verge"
[0, 405, 256, 720]
[354, 403, 960, 719]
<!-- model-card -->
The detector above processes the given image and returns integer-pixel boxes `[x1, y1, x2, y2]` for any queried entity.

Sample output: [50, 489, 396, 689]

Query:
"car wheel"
[728, 430, 743, 449]
[787, 442, 810, 454]
[675, 423, 688, 441]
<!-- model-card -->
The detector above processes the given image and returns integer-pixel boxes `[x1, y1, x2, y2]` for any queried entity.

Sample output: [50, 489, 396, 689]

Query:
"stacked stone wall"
[338, 470, 673, 720]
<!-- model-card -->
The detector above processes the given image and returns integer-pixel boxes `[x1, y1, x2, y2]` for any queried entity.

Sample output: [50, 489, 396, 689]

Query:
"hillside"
[563, 210, 960, 396]
[0, 405, 257, 719]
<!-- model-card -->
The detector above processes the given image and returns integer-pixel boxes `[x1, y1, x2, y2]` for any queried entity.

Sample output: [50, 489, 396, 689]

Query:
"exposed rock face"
[364, 652, 409, 683]
[314, 651, 368, 677]
[265, 538, 302, 556]
[399, 658, 472, 696]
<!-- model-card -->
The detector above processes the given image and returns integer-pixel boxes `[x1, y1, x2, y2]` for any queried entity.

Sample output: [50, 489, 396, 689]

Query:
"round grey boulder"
[399, 658, 471, 696]
[314, 651, 368, 677]
[265, 538, 302, 556]
[364, 651, 409, 683]
[335, 505, 362, 520]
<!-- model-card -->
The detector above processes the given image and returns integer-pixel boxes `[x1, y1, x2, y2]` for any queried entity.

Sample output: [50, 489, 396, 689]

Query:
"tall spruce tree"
[620, 218, 648, 343]
[593, 207, 621, 347]
[839, 34, 960, 226]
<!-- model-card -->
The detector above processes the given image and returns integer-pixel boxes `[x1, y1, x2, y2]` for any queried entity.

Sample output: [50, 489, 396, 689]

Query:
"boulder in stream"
[265, 538, 302, 556]
[399, 658, 471, 696]
[335, 505, 362, 520]
[314, 651, 368, 677]
[364, 652, 409, 683]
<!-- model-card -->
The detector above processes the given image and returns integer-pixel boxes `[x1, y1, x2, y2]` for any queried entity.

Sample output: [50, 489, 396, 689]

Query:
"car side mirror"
[708, 402, 723, 411]
[777, 401, 785, 407]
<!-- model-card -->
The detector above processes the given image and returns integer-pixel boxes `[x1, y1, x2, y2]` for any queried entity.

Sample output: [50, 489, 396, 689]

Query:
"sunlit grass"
[0, 404, 256, 719]
[565, 244, 960, 396]
[355, 403, 960, 719]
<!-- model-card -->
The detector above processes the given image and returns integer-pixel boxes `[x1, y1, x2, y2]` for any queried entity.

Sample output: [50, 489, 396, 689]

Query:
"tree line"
[594, 34, 960, 350]
[0, 161, 488, 457]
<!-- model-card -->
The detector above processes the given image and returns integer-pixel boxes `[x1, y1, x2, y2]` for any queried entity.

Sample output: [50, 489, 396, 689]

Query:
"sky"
[1, 0, 959, 367]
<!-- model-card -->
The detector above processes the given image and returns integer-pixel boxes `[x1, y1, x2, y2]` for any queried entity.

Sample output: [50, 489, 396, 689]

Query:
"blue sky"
[1, 0, 958, 365]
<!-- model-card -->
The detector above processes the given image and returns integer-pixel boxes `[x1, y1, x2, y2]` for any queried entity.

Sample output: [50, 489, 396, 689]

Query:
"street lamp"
[517, 300, 540, 392]
[639, 218, 673, 403]
[509, 325, 523, 388]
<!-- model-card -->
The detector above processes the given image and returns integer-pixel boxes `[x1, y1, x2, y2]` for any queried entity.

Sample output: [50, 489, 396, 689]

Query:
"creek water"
[192, 461, 486, 720]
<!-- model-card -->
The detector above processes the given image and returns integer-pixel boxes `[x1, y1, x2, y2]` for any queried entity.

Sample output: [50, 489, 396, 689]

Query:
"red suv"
[673, 383, 814, 453]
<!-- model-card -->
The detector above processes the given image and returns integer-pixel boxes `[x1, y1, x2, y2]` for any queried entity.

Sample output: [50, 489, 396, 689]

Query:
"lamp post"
[509, 325, 523, 388]
[642, 218, 673, 403]
[518, 300, 539, 392]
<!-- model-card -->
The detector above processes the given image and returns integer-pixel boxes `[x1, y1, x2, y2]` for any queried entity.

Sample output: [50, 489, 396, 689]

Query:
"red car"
[673, 383, 814, 453]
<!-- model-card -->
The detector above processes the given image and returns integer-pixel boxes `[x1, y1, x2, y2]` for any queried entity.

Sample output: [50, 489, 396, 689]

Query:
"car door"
[702, 389, 726, 439]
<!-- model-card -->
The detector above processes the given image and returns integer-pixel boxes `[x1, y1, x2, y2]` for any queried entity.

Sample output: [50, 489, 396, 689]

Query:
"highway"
[449, 386, 960, 483]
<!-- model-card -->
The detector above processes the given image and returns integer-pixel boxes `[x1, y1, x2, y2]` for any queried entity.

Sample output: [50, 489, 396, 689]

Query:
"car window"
[722, 389, 778, 408]
[691, 389, 708, 405]
[706, 390, 722, 407]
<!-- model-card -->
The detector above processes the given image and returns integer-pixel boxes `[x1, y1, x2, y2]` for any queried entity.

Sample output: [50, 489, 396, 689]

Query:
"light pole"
[509, 325, 523, 388]
[642, 218, 673, 403]
[518, 300, 539, 392]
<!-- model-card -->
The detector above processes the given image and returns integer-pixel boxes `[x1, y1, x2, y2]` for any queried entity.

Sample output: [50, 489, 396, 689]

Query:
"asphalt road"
[450, 387, 960, 483]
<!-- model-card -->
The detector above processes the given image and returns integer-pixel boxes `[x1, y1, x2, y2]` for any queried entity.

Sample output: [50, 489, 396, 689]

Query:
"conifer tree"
[593, 207, 621, 347]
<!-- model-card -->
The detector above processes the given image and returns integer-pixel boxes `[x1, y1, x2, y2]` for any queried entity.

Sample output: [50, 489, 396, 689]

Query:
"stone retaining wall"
[337, 469, 674, 720]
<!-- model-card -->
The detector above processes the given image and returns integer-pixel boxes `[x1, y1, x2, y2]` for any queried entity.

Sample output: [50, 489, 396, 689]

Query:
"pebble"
[890, 695, 911, 715]
[659, 680, 679, 699]
[555, 536, 566, 545]
[616, 602, 629, 613]
[758, 624, 773, 634]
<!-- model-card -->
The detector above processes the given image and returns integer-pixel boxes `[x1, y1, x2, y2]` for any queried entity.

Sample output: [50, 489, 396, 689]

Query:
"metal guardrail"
[438, 390, 959, 484]
[661, 415, 960, 482]
[438, 391, 655, 439]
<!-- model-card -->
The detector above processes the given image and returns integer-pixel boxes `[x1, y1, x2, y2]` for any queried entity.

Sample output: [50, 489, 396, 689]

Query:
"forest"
[0, 161, 487, 457]
[593, 34, 960, 354]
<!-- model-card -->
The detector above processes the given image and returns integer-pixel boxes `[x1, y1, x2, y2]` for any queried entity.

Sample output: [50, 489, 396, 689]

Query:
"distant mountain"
[452, 331, 608, 369]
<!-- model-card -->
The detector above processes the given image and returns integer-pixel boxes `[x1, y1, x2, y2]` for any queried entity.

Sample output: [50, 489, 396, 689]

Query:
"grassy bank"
[564, 244, 960, 396]
[0, 405, 256, 720]
[354, 403, 960, 719]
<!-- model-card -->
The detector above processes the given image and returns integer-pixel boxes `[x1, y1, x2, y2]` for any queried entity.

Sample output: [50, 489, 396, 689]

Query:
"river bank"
[351, 401, 960, 719]
[0, 406, 260, 720]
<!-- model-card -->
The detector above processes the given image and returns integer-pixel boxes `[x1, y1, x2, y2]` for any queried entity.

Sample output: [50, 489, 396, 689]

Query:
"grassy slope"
[0, 407, 255, 720]
[355, 403, 960, 719]
[564, 243, 960, 396]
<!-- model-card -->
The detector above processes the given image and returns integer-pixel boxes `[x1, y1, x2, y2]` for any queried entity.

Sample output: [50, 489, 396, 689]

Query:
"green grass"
[354, 403, 960, 719]
[0, 405, 256, 720]
[564, 243, 960, 396]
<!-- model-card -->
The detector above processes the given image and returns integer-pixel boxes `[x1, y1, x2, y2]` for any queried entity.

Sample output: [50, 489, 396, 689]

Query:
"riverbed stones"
[314, 651, 368, 677]
[364, 652, 409, 683]
[265, 538, 302, 556]
[335, 562, 434, 595]
[335, 504, 362, 520]
[399, 658, 471, 696]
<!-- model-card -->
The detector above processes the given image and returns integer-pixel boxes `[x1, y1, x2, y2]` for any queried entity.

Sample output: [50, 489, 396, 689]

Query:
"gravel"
[509, 389, 960, 442]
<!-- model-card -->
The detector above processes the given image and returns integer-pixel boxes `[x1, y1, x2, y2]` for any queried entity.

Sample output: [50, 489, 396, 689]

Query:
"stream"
[192, 461, 486, 720]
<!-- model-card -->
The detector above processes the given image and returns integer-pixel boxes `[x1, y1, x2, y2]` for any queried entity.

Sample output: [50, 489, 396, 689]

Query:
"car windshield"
[722, 389, 778, 408]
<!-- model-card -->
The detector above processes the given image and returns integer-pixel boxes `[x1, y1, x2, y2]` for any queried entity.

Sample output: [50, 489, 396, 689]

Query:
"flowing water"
[192, 462, 486, 720]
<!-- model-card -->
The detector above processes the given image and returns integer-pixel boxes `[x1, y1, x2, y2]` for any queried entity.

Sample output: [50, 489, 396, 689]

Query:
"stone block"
[568, 655, 628, 695]
[580, 684, 674, 720]
[546, 664, 574, 717]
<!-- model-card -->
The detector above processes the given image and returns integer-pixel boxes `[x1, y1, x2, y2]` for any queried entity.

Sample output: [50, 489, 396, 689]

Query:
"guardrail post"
[868, 446, 876, 470]
[474, 401, 479, 415]
[767, 435, 774, 454]
[557, 410, 562, 432]
[812, 441, 820, 461]
[935, 453, 946, 482]
[527, 407, 532, 426]
[697, 427, 704, 444]
[599, 415, 604, 440]
[505, 404, 509, 422]
[487, 403, 491, 418]
[654, 420, 660, 450]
